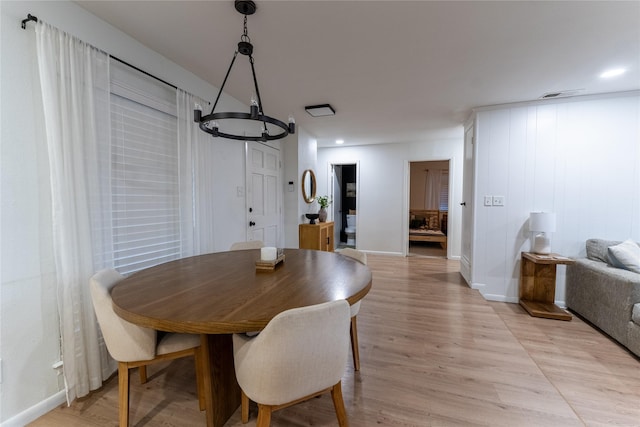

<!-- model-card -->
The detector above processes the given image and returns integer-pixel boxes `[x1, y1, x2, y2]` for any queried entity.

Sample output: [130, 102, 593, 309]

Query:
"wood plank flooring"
[29, 255, 640, 426]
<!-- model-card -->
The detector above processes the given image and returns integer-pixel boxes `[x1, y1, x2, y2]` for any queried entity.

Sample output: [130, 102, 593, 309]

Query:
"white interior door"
[246, 142, 281, 247]
[460, 124, 475, 283]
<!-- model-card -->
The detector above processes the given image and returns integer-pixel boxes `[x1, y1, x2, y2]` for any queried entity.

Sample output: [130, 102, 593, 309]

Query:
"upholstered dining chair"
[90, 268, 204, 427]
[230, 240, 264, 250]
[233, 300, 351, 427]
[339, 247, 367, 371]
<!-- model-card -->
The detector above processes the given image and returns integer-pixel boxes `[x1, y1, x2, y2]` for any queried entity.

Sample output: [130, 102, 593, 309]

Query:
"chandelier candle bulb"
[261, 247, 277, 261]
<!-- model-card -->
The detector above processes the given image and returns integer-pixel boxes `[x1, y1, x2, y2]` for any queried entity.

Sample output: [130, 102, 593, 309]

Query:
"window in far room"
[439, 170, 449, 212]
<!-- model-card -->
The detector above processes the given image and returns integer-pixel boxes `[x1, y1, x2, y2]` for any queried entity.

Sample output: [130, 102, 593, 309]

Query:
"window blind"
[110, 64, 180, 274]
[439, 170, 449, 211]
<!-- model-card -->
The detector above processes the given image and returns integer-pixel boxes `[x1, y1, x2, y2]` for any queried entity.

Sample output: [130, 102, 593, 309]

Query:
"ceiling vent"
[305, 104, 336, 117]
[539, 89, 584, 99]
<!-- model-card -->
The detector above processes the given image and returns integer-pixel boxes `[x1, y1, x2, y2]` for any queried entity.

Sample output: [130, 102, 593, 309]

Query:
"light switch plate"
[492, 196, 505, 206]
[484, 196, 493, 206]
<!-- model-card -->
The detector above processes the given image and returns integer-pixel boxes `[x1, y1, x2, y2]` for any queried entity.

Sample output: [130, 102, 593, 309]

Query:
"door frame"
[404, 158, 453, 258]
[327, 161, 360, 249]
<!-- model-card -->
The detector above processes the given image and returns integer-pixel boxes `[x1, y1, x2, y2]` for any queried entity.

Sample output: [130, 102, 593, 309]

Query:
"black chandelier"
[194, 0, 295, 142]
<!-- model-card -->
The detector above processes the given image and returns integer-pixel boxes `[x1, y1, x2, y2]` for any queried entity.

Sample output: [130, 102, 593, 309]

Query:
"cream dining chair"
[339, 247, 367, 371]
[90, 268, 204, 427]
[233, 300, 351, 427]
[230, 240, 264, 250]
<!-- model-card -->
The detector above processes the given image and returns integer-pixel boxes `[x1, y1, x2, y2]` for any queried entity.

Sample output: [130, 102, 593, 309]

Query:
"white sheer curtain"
[35, 21, 114, 404]
[177, 90, 216, 255]
[424, 169, 442, 210]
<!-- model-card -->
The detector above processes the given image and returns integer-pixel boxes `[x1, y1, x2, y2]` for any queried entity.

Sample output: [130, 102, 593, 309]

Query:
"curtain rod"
[111, 56, 177, 90]
[21, 13, 178, 91]
[21, 13, 38, 29]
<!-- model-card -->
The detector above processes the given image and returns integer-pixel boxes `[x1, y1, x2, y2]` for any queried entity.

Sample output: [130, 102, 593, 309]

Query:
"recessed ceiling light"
[336, 139, 344, 145]
[600, 68, 626, 79]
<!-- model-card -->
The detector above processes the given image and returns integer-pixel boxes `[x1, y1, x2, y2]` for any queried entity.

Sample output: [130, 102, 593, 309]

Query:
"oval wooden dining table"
[111, 248, 372, 427]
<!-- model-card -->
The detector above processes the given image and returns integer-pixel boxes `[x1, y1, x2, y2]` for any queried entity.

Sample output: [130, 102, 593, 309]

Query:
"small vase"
[318, 207, 327, 223]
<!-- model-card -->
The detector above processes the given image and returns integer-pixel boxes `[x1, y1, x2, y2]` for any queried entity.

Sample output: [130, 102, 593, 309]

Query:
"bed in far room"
[409, 209, 447, 250]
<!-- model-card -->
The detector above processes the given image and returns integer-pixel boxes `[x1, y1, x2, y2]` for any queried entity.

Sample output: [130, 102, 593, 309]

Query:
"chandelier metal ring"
[195, 111, 292, 142]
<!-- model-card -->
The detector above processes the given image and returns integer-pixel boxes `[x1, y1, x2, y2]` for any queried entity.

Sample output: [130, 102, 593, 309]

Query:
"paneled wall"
[471, 92, 640, 303]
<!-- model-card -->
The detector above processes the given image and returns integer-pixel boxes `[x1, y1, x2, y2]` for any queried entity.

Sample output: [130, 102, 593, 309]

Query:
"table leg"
[200, 334, 241, 427]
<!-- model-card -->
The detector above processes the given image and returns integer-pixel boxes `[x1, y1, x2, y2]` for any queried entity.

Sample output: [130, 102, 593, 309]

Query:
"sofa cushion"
[633, 304, 640, 325]
[586, 239, 621, 263]
[608, 239, 640, 274]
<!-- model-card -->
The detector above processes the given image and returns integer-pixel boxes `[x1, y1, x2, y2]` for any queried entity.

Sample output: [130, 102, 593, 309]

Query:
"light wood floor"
[408, 241, 446, 258]
[29, 255, 640, 427]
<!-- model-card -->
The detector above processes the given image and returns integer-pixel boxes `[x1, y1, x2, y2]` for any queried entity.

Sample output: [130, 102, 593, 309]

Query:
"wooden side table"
[519, 252, 575, 321]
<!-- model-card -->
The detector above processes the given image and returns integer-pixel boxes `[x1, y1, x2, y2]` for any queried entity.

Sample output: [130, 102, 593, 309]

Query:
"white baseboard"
[362, 250, 403, 257]
[470, 281, 486, 291]
[481, 293, 519, 303]
[1, 390, 66, 427]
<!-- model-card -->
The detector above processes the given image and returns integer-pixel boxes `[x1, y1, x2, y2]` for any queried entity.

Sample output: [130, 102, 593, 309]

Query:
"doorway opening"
[330, 163, 358, 250]
[408, 160, 449, 258]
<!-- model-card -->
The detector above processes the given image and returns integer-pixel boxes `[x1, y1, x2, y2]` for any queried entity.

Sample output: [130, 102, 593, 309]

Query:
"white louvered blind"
[110, 62, 179, 274]
[439, 170, 449, 212]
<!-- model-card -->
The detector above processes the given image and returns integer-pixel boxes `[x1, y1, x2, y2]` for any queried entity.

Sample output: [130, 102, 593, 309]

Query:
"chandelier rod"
[210, 51, 239, 115]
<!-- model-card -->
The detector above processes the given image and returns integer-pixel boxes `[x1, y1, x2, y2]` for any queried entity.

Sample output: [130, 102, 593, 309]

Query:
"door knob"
[460, 202, 466, 206]
[249, 207, 253, 213]
[249, 221, 256, 227]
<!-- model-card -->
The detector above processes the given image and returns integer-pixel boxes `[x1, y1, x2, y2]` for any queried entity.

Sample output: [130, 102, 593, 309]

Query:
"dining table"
[111, 248, 372, 427]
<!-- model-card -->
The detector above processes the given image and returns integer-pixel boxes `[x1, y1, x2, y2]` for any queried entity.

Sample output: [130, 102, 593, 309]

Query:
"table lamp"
[529, 212, 556, 254]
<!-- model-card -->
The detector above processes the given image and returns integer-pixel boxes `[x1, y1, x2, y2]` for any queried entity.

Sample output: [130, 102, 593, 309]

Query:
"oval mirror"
[302, 169, 316, 204]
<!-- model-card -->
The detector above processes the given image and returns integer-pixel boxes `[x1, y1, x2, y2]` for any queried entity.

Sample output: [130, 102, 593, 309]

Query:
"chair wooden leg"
[256, 404, 272, 427]
[241, 390, 250, 423]
[138, 365, 148, 384]
[350, 316, 360, 371]
[331, 381, 349, 427]
[118, 362, 130, 427]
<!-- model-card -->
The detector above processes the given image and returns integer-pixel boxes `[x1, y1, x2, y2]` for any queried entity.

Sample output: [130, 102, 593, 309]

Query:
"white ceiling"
[76, 1, 640, 147]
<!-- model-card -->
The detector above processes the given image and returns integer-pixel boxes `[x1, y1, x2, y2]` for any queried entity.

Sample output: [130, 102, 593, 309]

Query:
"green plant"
[317, 195, 331, 208]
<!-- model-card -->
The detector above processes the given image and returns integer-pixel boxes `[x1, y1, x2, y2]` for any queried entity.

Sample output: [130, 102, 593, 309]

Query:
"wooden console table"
[519, 252, 575, 321]
[299, 221, 334, 252]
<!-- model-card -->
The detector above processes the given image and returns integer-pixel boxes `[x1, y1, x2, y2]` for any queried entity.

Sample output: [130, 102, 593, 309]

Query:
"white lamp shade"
[529, 212, 556, 233]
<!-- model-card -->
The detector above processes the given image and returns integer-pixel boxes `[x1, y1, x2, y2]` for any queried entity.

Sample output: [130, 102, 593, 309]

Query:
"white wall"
[283, 128, 317, 248]
[0, 0, 256, 423]
[317, 139, 464, 256]
[470, 92, 640, 303]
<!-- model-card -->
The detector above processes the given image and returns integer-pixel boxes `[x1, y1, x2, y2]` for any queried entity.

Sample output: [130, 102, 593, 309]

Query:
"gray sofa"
[566, 239, 640, 358]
